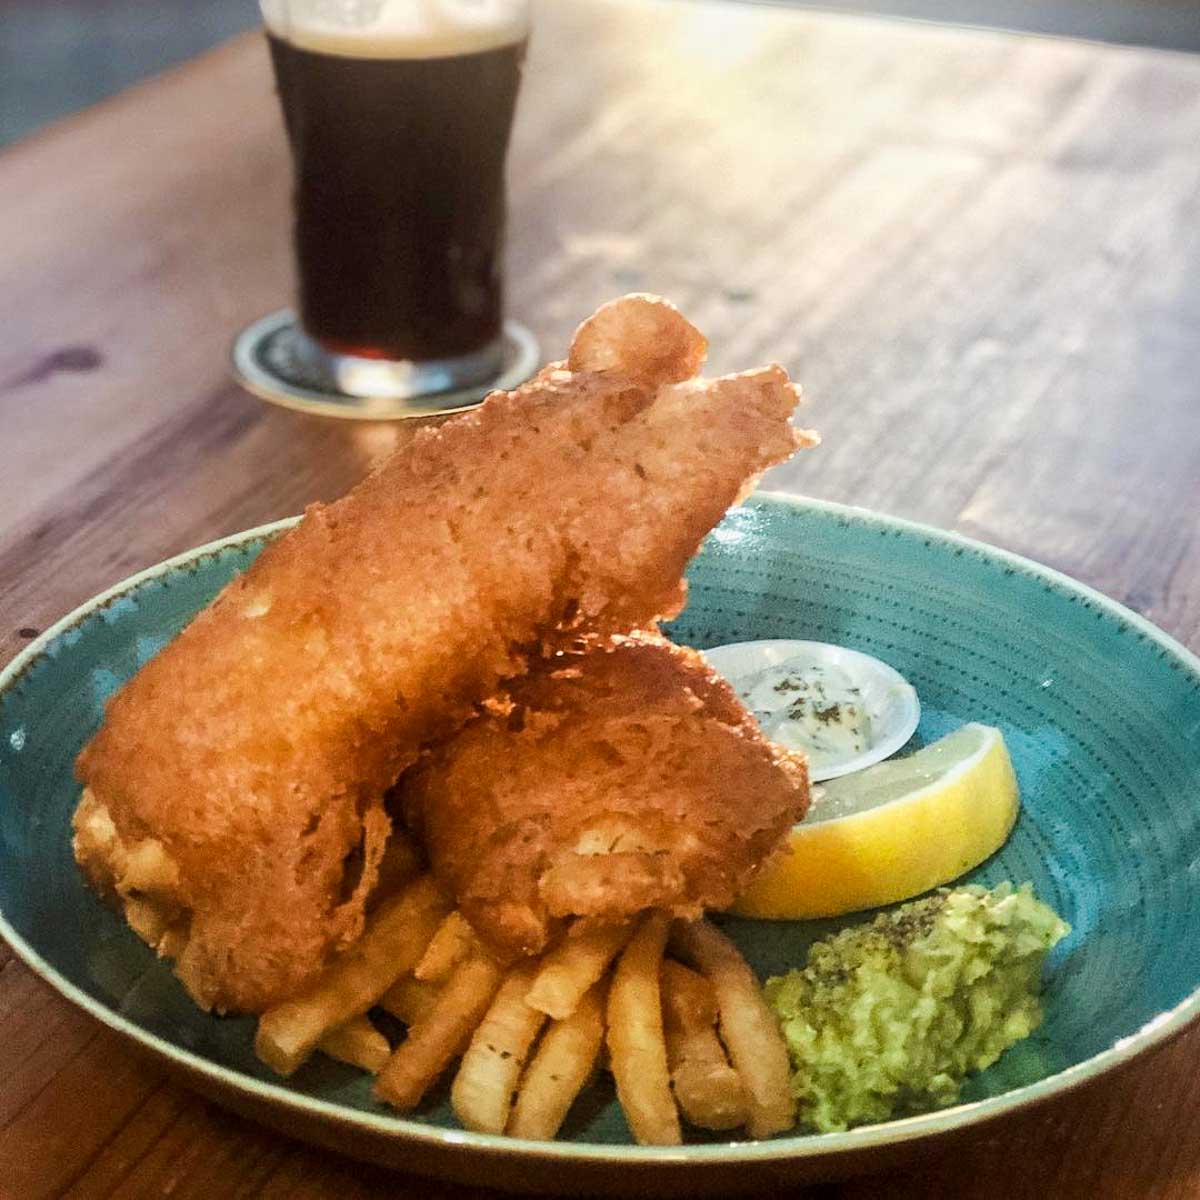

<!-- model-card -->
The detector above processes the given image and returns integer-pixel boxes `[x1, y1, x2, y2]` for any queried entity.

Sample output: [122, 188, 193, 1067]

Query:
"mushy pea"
[764, 883, 1069, 1132]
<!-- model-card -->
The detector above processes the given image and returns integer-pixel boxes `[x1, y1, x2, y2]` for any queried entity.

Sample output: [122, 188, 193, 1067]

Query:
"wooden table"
[2, 0, 1199, 1195]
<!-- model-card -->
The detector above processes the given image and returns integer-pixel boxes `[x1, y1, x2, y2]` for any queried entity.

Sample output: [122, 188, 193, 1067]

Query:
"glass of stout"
[233, 0, 538, 419]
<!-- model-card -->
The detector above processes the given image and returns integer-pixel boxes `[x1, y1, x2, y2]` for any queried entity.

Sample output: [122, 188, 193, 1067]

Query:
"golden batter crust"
[74, 296, 811, 1012]
[403, 634, 811, 959]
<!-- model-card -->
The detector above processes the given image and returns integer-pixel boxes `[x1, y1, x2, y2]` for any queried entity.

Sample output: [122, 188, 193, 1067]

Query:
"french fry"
[318, 1014, 391, 1074]
[660, 959, 747, 1131]
[379, 974, 442, 1027]
[671, 919, 795, 1138]
[451, 962, 547, 1133]
[525, 921, 633, 1020]
[374, 952, 504, 1110]
[414, 910, 475, 984]
[606, 911, 681, 1145]
[508, 983, 605, 1140]
[255, 874, 448, 1076]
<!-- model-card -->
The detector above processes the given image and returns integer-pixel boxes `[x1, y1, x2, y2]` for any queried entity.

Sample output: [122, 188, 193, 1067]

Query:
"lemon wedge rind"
[733, 723, 1019, 920]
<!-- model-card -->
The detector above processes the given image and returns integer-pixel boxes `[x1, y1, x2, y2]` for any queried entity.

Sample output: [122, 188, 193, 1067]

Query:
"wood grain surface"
[2, 0, 1199, 1195]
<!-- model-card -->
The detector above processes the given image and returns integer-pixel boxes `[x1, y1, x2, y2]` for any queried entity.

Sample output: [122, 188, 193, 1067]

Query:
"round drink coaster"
[232, 309, 540, 421]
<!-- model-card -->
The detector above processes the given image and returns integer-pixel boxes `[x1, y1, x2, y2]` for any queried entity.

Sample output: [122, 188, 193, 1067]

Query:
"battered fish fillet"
[401, 634, 811, 959]
[73, 295, 814, 1013]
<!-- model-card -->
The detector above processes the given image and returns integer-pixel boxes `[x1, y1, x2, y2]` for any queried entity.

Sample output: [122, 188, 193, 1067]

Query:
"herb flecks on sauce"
[733, 657, 873, 770]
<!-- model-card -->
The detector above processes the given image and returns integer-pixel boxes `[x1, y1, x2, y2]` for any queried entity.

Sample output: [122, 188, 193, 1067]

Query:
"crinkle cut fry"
[671, 918, 796, 1138]
[508, 982, 606, 1140]
[375, 953, 505, 1111]
[317, 1015, 390, 1074]
[660, 959, 747, 1131]
[607, 911, 680, 1146]
[451, 961, 547, 1133]
[255, 874, 448, 1077]
[74, 293, 809, 1012]
[525, 921, 635, 1020]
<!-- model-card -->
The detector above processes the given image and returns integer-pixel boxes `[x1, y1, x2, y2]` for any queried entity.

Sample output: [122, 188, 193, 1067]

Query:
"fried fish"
[74, 295, 813, 1012]
[402, 633, 811, 959]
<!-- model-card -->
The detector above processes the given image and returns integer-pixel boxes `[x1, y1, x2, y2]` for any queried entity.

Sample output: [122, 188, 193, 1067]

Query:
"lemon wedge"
[733, 723, 1019, 919]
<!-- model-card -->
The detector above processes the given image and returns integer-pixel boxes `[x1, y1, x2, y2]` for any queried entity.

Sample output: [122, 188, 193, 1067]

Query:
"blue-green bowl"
[3, 494, 1200, 1195]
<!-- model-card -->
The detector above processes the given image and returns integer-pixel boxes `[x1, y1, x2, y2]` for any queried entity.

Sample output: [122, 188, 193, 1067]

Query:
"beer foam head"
[260, 0, 530, 59]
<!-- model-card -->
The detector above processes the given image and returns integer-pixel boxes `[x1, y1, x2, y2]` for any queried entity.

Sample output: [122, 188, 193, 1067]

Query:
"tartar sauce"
[734, 658, 871, 773]
[702, 639, 921, 782]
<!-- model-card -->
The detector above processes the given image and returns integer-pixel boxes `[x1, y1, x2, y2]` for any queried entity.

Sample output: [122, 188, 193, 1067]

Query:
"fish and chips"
[72, 294, 818, 1143]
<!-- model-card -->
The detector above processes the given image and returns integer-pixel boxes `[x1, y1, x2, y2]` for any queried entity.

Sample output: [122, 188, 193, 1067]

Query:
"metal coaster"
[231, 309, 540, 421]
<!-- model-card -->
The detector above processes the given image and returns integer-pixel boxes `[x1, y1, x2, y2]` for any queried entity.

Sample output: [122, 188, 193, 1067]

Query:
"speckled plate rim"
[3, 491, 1200, 1169]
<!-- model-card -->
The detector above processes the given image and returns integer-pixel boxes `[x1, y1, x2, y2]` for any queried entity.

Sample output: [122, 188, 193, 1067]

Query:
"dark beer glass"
[238, 1, 536, 416]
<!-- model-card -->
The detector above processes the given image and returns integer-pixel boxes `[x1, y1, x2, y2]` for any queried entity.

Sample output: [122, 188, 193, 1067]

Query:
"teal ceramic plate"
[3, 494, 1200, 1195]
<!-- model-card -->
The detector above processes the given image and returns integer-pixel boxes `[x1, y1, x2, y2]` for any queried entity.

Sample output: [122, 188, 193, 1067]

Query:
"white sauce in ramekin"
[703, 640, 920, 781]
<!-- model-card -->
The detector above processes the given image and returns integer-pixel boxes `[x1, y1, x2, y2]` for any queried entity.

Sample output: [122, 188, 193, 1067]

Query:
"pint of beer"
[260, 0, 531, 365]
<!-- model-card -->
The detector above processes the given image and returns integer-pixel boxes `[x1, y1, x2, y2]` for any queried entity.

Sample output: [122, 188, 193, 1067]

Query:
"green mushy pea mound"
[764, 883, 1069, 1132]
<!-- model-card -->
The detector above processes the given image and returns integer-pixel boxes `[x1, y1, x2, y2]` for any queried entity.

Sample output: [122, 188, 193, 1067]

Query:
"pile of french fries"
[254, 872, 796, 1144]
